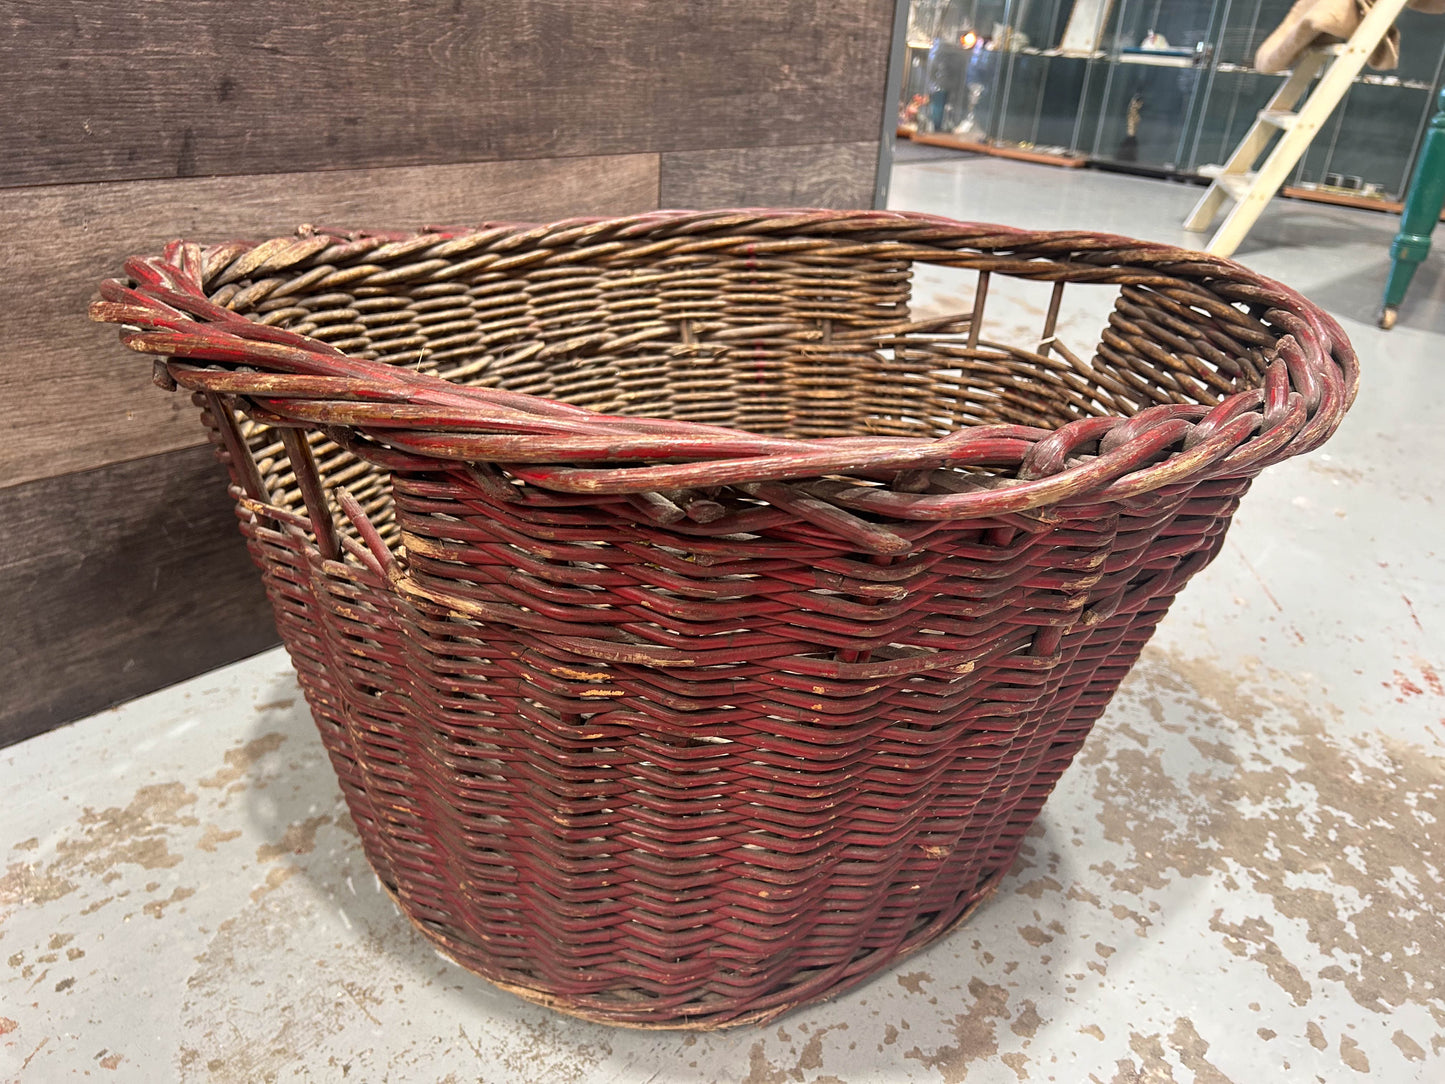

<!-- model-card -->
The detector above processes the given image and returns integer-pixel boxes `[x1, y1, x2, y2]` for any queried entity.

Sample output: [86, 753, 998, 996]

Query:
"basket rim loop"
[90, 208, 1358, 516]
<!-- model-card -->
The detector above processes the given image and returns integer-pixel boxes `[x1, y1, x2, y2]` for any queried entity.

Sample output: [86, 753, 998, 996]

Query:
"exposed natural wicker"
[93, 210, 1356, 1028]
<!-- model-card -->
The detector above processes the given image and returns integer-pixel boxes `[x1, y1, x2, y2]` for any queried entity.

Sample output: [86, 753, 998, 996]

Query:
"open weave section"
[95, 210, 1354, 1027]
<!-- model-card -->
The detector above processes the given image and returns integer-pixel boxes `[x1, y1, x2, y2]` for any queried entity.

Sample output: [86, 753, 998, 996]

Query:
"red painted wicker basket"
[93, 210, 1355, 1028]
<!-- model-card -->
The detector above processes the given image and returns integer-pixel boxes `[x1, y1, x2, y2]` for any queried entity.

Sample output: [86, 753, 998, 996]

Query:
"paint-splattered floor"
[3, 156, 1442, 1082]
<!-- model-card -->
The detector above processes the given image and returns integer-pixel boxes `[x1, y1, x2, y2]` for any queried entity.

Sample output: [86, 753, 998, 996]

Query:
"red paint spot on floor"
[1393, 670, 1426, 699]
[1402, 594, 1424, 633]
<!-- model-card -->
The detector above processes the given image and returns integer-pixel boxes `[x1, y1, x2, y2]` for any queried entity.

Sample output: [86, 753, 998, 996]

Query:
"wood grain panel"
[0, 445, 278, 748]
[1, 0, 893, 188]
[0, 153, 659, 489]
[661, 142, 881, 210]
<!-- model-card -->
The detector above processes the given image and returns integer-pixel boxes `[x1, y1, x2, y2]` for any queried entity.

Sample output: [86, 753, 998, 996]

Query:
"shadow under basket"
[93, 210, 1356, 1028]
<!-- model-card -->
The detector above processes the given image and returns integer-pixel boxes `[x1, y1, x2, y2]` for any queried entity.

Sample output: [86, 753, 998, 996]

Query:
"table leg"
[1382, 87, 1445, 329]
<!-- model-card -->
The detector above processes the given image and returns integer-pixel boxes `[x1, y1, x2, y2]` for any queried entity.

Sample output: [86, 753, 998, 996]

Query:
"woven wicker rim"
[92, 209, 1357, 519]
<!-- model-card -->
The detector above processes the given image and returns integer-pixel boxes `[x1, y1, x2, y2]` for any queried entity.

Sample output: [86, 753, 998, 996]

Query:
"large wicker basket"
[93, 210, 1355, 1028]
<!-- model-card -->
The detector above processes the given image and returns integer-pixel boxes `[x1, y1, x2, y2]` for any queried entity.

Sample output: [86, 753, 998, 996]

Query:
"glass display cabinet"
[906, 0, 1113, 158]
[1083, 0, 1223, 173]
[992, 0, 1109, 158]
[910, 0, 1013, 144]
[900, 0, 1445, 204]
[899, 0, 947, 130]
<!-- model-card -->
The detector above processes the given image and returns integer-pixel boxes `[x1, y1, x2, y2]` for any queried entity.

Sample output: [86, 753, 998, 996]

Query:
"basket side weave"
[92, 210, 1355, 1027]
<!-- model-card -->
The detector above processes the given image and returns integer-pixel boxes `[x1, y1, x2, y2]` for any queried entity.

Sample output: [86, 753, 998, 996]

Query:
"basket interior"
[218, 237, 1276, 546]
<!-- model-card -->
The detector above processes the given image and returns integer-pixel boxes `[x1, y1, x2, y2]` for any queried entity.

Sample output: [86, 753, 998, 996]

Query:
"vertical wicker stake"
[1038, 281, 1066, 359]
[967, 270, 990, 351]
[278, 427, 341, 562]
[202, 392, 275, 530]
[336, 488, 396, 579]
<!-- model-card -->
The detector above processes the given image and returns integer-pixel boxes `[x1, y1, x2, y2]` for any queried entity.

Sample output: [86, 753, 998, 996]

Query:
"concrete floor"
[3, 155, 1443, 1082]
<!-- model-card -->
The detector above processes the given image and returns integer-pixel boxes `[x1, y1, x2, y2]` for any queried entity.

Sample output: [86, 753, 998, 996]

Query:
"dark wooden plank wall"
[2, 156, 662, 489]
[0, 0, 897, 747]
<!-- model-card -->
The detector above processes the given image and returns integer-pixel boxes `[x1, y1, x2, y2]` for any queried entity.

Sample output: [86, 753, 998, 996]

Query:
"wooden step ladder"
[1184, 0, 1409, 257]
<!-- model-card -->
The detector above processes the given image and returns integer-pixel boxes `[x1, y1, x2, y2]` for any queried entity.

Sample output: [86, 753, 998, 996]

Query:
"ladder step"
[1217, 173, 1256, 201]
[1199, 165, 1257, 202]
[1258, 109, 1299, 130]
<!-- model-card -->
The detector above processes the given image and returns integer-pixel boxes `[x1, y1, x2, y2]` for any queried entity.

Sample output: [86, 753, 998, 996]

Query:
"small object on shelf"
[909, 128, 992, 154]
[1117, 47, 1199, 67]
[992, 22, 1030, 52]
[1296, 177, 1386, 199]
[1281, 183, 1403, 212]
[1117, 92, 1144, 161]
[953, 81, 987, 135]
[1323, 173, 1381, 195]
[901, 92, 928, 128]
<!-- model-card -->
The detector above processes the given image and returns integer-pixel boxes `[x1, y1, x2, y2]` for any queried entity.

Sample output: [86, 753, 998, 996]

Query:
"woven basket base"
[378, 861, 1012, 1029]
